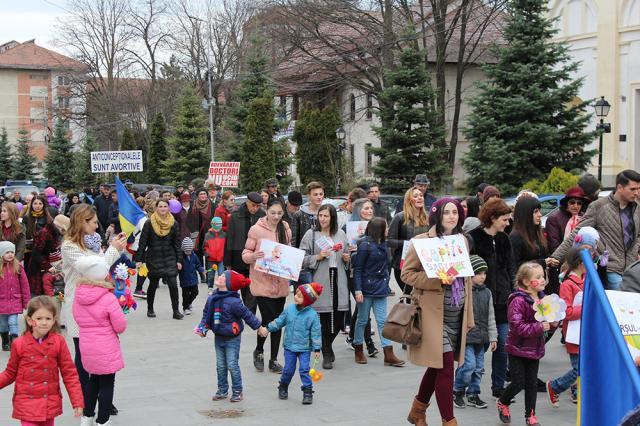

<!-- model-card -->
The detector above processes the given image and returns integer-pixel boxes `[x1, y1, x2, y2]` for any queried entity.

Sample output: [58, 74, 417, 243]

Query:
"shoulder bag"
[382, 295, 421, 346]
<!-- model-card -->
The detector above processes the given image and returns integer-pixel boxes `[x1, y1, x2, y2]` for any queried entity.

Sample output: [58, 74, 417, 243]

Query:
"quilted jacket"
[198, 290, 261, 337]
[267, 304, 322, 352]
[0, 263, 30, 314]
[505, 289, 546, 360]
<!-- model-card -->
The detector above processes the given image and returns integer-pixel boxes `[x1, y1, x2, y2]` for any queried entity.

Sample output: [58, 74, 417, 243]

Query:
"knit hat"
[224, 270, 251, 291]
[76, 255, 109, 281]
[462, 217, 481, 234]
[181, 237, 194, 253]
[180, 193, 191, 203]
[0, 241, 16, 259]
[469, 255, 488, 274]
[287, 191, 303, 206]
[298, 282, 323, 307]
[573, 226, 600, 249]
[211, 216, 222, 231]
[482, 185, 501, 201]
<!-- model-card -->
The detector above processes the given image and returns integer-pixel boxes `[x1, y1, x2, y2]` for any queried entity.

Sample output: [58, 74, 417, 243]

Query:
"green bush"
[521, 167, 578, 194]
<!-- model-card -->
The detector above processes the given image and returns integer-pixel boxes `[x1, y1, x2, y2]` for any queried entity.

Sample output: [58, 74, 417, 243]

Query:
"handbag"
[382, 295, 422, 346]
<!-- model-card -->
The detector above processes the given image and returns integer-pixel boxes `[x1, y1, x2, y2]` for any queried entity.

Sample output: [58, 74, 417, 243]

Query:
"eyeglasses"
[568, 200, 583, 206]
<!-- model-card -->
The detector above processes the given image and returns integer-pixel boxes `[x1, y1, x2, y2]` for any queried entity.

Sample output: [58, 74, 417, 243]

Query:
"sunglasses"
[568, 200, 583, 206]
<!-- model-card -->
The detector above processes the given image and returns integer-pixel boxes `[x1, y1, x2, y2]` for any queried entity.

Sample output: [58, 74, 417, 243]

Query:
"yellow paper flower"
[533, 294, 567, 322]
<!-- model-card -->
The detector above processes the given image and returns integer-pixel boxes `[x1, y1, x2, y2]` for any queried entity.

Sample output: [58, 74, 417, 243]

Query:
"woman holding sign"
[402, 197, 474, 426]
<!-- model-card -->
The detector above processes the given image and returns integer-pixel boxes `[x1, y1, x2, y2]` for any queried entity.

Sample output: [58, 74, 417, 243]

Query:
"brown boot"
[354, 344, 368, 364]
[383, 346, 405, 367]
[442, 418, 458, 426]
[407, 397, 429, 425]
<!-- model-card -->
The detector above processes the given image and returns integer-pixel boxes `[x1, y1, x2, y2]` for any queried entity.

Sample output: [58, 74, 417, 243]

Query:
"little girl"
[72, 255, 127, 426]
[0, 295, 84, 425]
[0, 241, 30, 351]
[497, 262, 552, 426]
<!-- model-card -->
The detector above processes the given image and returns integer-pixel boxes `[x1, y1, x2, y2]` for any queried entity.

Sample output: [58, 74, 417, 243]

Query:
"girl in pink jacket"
[0, 241, 30, 351]
[72, 255, 127, 426]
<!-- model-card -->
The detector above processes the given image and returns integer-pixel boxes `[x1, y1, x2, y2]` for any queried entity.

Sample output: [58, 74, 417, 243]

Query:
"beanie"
[0, 241, 16, 259]
[181, 237, 194, 253]
[44, 187, 55, 197]
[76, 255, 109, 281]
[225, 270, 251, 291]
[573, 226, 600, 250]
[180, 193, 191, 203]
[482, 185, 501, 201]
[211, 216, 223, 231]
[299, 282, 323, 307]
[469, 255, 488, 274]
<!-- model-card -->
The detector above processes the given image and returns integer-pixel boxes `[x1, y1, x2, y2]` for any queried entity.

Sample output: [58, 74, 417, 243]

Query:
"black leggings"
[134, 273, 146, 292]
[256, 296, 286, 360]
[73, 337, 89, 407]
[84, 373, 116, 424]
[182, 286, 199, 310]
[147, 275, 179, 312]
[499, 354, 539, 418]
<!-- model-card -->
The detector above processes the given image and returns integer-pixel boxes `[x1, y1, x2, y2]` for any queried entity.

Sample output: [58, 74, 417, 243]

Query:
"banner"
[411, 235, 473, 279]
[605, 290, 640, 361]
[91, 150, 143, 173]
[208, 161, 240, 187]
[255, 239, 305, 281]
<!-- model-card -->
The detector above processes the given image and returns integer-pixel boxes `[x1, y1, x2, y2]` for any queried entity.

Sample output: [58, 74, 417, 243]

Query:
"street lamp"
[593, 96, 611, 182]
[336, 126, 346, 194]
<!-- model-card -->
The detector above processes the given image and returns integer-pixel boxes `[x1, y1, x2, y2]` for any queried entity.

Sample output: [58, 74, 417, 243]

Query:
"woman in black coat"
[509, 196, 549, 271]
[134, 199, 183, 319]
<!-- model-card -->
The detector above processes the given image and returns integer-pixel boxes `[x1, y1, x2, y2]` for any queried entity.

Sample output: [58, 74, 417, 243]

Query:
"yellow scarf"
[150, 211, 174, 237]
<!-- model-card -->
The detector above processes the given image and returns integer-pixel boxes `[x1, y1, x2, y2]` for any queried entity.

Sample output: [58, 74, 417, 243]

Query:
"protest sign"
[411, 235, 473, 279]
[565, 291, 583, 344]
[255, 239, 305, 281]
[346, 221, 368, 245]
[400, 241, 411, 269]
[208, 161, 240, 187]
[91, 151, 143, 173]
[605, 290, 640, 361]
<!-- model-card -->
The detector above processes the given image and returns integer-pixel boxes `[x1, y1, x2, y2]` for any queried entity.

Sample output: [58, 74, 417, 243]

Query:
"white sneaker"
[80, 416, 94, 426]
[96, 420, 112, 426]
[184, 308, 192, 315]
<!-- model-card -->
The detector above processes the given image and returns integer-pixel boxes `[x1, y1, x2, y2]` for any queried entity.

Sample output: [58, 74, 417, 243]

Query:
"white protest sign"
[400, 241, 411, 270]
[565, 291, 583, 345]
[605, 290, 640, 361]
[91, 151, 143, 173]
[255, 239, 305, 281]
[411, 235, 473, 279]
[208, 161, 240, 187]
[346, 221, 368, 245]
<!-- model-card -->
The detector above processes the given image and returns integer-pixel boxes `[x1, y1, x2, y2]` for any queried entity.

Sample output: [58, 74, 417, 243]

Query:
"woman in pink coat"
[72, 255, 127, 426]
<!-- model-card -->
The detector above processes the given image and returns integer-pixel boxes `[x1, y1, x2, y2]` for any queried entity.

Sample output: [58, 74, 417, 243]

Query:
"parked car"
[0, 185, 40, 199]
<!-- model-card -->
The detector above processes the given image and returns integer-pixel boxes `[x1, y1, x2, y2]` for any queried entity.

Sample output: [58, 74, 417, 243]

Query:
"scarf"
[450, 277, 464, 307]
[31, 209, 44, 218]
[150, 211, 174, 237]
[84, 233, 102, 253]
[564, 215, 580, 238]
[195, 198, 211, 214]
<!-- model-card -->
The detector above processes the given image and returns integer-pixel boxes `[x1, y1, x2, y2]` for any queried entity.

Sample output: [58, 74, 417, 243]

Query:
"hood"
[75, 281, 114, 305]
[300, 204, 317, 216]
[210, 290, 240, 303]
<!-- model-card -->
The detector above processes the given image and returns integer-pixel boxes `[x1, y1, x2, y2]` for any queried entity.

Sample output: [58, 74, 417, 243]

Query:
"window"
[29, 74, 48, 80]
[365, 143, 372, 175]
[58, 97, 63, 108]
[57, 76, 70, 86]
[65, 98, 70, 108]
[349, 94, 356, 121]
[292, 95, 299, 120]
[366, 93, 373, 120]
[349, 143, 355, 170]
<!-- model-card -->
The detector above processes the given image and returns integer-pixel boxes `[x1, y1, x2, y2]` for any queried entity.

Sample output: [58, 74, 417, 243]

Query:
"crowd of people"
[0, 169, 639, 425]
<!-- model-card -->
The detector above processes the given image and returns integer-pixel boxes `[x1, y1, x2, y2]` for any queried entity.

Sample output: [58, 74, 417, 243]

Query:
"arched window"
[349, 94, 356, 121]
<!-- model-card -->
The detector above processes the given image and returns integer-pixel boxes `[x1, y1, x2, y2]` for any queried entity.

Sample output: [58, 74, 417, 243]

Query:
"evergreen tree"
[240, 98, 275, 193]
[13, 128, 36, 180]
[370, 47, 447, 194]
[0, 127, 14, 183]
[44, 120, 75, 189]
[162, 86, 209, 185]
[148, 112, 168, 183]
[274, 137, 295, 191]
[73, 133, 99, 189]
[462, 0, 595, 194]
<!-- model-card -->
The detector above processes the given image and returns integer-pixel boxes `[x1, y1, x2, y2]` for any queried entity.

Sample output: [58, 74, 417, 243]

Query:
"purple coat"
[505, 289, 546, 360]
[0, 264, 30, 314]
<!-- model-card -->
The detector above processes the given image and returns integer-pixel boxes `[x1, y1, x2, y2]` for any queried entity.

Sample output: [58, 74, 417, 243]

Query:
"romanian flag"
[578, 249, 640, 425]
[115, 177, 145, 238]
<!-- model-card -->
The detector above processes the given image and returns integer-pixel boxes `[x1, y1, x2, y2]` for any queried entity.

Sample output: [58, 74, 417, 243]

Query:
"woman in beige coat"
[401, 198, 474, 426]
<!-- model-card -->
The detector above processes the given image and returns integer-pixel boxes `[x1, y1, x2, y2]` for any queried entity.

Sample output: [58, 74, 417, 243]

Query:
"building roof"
[0, 40, 87, 72]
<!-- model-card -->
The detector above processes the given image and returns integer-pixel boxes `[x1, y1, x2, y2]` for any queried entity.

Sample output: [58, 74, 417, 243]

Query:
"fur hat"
[0, 241, 16, 259]
[224, 270, 251, 291]
[53, 214, 70, 233]
[469, 255, 488, 274]
[298, 282, 323, 307]
[76, 255, 109, 281]
[181, 237, 194, 253]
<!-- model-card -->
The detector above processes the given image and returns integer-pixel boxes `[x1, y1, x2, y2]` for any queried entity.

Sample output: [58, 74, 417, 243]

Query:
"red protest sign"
[208, 161, 240, 187]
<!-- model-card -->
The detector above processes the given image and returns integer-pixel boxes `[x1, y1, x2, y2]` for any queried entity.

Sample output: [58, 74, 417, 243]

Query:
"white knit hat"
[76, 255, 109, 281]
[0, 241, 16, 259]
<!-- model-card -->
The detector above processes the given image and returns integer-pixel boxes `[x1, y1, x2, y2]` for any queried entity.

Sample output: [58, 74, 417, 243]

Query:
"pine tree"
[0, 127, 14, 183]
[370, 46, 447, 194]
[462, 0, 596, 194]
[44, 120, 75, 189]
[162, 86, 209, 185]
[73, 133, 99, 189]
[148, 112, 168, 183]
[13, 128, 36, 180]
[240, 98, 275, 193]
[274, 137, 295, 191]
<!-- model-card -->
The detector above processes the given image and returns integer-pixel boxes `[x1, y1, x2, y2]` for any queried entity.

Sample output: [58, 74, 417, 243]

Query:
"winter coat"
[400, 228, 474, 368]
[214, 204, 232, 233]
[299, 229, 350, 313]
[267, 304, 322, 352]
[0, 332, 84, 422]
[179, 252, 204, 288]
[133, 220, 181, 278]
[93, 194, 113, 229]
[224, 203, 265, 274]
[505, 289, 546, 360]
[469, 227, 515, 324]
[388, 211, 428, 270]
[198, 290, 261, 337]
[465, 284, 498, 345]
[299, 205, 319, 242]
[545, 208, 573, 254]
[510, 231, 549, 271]
[283, 210, 302, 248]
[0, 263, 30, 314]
[371, 198, 392, 222]
[72, 282, 127, 374]
[0, 222, 26, 261]
[353, 237, 390, 297]
[553, 193, 640, 275]
[242, 217, 292, 298]
[560, 273, 583, 355]
[203, 229, 225, 263]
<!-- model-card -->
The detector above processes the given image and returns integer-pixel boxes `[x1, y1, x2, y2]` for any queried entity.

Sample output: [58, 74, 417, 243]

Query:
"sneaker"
[453, 392, 466, 409]
[366, 342, 379, 357]
[345, 336, 355, 351]
[133, 290, 147, 299]
[184, 308, 192, 315]
[496, 401, 511, 424]
[570, 385, 578, 404]
[253, 350, 264, 372]
[230, 392, 243, 403]
[269, 360, 283, 373]
[147, 311, 156, 318]
[526, 411, 540, 426]
[546, 380, 559, 407]
[212, 391, 228, 401]
[467, 394, 488, 409]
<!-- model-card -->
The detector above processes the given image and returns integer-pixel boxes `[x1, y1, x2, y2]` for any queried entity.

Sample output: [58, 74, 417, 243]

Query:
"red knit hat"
[225, 270, 251, 291]
[298, 282, 323, 307]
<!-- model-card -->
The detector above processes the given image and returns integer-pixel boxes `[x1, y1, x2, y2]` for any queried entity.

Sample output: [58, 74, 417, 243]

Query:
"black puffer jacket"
[223, 203, 265, 274]
[133, 220, 181, 279]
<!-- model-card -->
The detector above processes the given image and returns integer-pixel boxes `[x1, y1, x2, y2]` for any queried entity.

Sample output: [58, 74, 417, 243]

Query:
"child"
[0, 241, 30, 351]
[72, 255, 127, 426]
[265, 282, 323, 405]
[453, 255, 497, 409]
[497, 262, 552, 426]
[203, 217, 226, 295]
[179, 237, 205, 315]
[196, 270, 266, 403]
[0, 295, 84, 424]
[547, 247, 583, 406]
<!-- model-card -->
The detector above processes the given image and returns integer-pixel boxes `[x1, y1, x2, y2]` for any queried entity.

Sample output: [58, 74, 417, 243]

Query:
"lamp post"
[593, 96, 611, 182]
[336, 126, 346, 194]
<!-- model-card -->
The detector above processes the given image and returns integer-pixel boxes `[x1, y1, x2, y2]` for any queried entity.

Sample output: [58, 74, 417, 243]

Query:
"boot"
[383, 346, 405, 367]
[442, 418, 458, 426]
[172, 310, 184, 320]
[407, 398, 429, 425]
[354, 344, 367, 364]
[253, 349, 264, 372]
[9, 334, 17, 348]
[1, 332, 9, 351]
[278, 382, 288, 400]
[301, 386, 314, 405]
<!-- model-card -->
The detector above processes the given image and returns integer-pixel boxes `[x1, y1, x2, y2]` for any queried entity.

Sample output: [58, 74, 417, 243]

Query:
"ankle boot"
[301, 386, 314, 405]
[383, 346, 405, 367]
[278, 382, 288, 400]
[407, 397, 429, 425]
[442, 418, 458, 426]
[354, 344, 367, 364]
[9, 334, 17, 348]
[1, 332, 9, 351]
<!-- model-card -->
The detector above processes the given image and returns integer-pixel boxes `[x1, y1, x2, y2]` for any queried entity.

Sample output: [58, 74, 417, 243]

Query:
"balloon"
[168, 199, 181, 214]
[15, 202, 23, 212]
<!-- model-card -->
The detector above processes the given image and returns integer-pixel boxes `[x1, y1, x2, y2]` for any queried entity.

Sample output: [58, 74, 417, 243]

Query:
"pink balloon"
[168, 199, 181, 214]
[15, 202, 24, 212]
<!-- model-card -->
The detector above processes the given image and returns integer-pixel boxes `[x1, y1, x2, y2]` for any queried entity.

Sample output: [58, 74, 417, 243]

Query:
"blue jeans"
[281, 349, 312, 389]
[214, 335, 242, 393]
[551, 353, 579, 394]
[492, 322, 509, 391]
[353, 296, 391, 347]
[454, 344, 486, 395]
[207, 262, 224, 289]
[0, 314, 18, 335]
[606, 272, 622, 290]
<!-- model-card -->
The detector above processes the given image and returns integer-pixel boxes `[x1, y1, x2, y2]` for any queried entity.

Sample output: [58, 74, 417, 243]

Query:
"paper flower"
[533, 294, 567, 322]
[138, 264, 148, 277]
[309, 368, 323, 383]
[436, 267, 454, 285]
[332, 243, 343, 252]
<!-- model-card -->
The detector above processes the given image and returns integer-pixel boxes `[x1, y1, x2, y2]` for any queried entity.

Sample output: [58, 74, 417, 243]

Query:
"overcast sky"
[0, 0, 65, 51]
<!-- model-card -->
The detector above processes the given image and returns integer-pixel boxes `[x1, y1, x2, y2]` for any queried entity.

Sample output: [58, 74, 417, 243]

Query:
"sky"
[0, 0, 66, 51]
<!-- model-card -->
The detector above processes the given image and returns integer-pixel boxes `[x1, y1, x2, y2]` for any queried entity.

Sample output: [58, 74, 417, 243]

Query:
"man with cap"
[224, 192, 265, 313]
[283, 191, 303, 248]
[208, 185, 222, 207]
[265, 178, 285, 205]
[414, 175, 437, 210]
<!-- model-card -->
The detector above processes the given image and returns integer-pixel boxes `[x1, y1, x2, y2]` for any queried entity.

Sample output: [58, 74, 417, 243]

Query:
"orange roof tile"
[0, 40, 87, 72]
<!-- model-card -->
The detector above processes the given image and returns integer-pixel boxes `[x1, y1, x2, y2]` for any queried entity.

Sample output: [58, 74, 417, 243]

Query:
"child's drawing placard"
[411, 235, 473, 279]
[346, 221, 368, 245]
[255, 239, 305, 281]
[605, 290, 640, 361]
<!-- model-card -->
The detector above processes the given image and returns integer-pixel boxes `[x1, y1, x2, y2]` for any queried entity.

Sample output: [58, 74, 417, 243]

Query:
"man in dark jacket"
[224, 192, 265, 313]
[265, 178, 286, 205]
[93, 184, 113, 230]
[367, 183, 391, 222]
[283, 190, 303, 248]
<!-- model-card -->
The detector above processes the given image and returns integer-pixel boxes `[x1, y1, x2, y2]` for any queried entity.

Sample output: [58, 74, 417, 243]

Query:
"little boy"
[179, 237, 205, 315]
[203, 217, 226, 295]
[197, 270, 266, 402]
[264, 282, 323, 405]
[453, 255, 497, 409]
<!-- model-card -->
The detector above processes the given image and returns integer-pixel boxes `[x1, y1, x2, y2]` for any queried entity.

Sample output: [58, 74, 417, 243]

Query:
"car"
[0, 185, 40, 199]
[379, 194, 404, 218]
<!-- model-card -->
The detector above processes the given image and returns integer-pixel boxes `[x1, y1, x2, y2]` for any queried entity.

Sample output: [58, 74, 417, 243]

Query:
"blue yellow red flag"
[114, 177, 145, 237]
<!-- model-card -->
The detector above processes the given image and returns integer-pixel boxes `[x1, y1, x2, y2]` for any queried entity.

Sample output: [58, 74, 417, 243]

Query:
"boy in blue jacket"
[196, 270, 267, 403]
[264, 282, 323, 405]
[179, 237, 205, 315]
